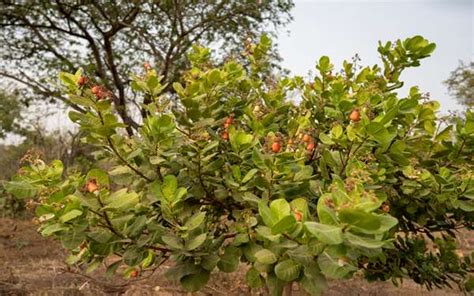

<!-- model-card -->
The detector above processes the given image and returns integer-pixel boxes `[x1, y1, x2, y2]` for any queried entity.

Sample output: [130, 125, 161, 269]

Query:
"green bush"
[5, 35, 473, 294]
[0, 132, 94, 217]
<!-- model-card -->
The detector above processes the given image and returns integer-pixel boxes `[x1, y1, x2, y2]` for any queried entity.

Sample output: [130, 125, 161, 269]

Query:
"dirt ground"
[0, 218, 467, 296]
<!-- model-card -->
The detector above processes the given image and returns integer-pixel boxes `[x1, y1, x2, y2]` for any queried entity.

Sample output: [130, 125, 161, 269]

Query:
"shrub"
[0, 130, 94, 217]
[5, 35, 473, 294]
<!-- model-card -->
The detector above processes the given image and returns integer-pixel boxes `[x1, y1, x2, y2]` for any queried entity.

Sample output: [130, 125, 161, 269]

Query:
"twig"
[106, 137, 152, 182]
[95, 195, 124, 238]
[96, 110, 152, 182]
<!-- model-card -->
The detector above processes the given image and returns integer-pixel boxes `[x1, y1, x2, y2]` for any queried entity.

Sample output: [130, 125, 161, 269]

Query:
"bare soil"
[0, 218, 466, 296]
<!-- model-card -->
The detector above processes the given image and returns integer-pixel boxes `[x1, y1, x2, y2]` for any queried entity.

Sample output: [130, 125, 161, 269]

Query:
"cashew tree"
[5, 35, 473, 294]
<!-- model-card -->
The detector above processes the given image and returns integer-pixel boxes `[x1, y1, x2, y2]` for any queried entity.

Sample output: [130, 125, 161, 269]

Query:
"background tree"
[445, 61, 474, 108]
[0, 90, 23, 139]
[0, 0, 294, 135]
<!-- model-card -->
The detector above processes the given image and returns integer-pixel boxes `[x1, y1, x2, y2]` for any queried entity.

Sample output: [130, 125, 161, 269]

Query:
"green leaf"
[232, 233, 250, 246]
[246, 267, 264, 288]
[87, 230, 113, 244]
[217, 246, 240, 273]
[87, 168, 109, 186]
[275, 259, 301, 282]
[256, 226, 281, 242]
[435, 126, 453, 141]
[149, 156, 165, 165]
[59, 71, 76, 86]
[317, 56, 332, 73]
[89, 242, 112, 256]
[161, 235, 183, 250]
[141, 250, 155, 268]
[271, 215, 297, 234]
[232, 165, 241, 181]
[294, 166, 313, 181]
[162, 175, 178, 200]
[322, 150, 337, 169]
[202, 140, 219, 154]
[180, 270, 210, 292]
[109, 165, 131, 175]
[126, 215, 147, 237]
[172, 82, 185, 94]
[105, 191, 139, 210]
[242, 169, 258, 184]
[398, 98, 418, 113]
[185, 233, 207, 251]
[184, 212, 206, 231]
[366, 122, 393, 144]
[69, 95, 95, 107]
[61, 230, 85, 249]
[331, 125, 343, 139]
[242, 192, 260, 205]
[338, 209, 381, 231]
[208, 69, 221, 84]
[201, 254, 219, 271]
[300, 265, 327, 296]
[242, 243, 263, 263]
[41, 223, 68, 236]
[174, 187, 187, 202]
[319, 133, 334, 145]
[344, 232, 386, 249]
[259, 200, 276, 227]
[255, 249, 277, 265]
[317, 249, 356, 279]
[457, 200, 474, 212]
[287, 246, 314, 265]
[349, 213, 398, 234]
[374, 214, 398, 233]
[274, 259, 301, 282]
[86, 260, 101, 273]
[60, 209, 83, 223]
[304, 222, 343, 245]
[270, 198, 291, 221]
[252, 148, 267, 169]
[229, 128, 253, 152]
[317, 195, 338, 225]
[123, 247, 147, 266]
[165, 262, 193, 281]
[165, 261, 200, 282]
[380, 106, 399, 124]
[4, 181, 37, 199]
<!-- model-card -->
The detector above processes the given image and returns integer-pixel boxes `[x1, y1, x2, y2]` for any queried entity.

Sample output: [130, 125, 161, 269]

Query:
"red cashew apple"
[271, 141, 281, 153]
[350, 109, 361, 122]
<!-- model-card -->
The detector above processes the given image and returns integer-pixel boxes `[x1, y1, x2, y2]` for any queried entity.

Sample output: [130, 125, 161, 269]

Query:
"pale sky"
[278, 0, 473, 112]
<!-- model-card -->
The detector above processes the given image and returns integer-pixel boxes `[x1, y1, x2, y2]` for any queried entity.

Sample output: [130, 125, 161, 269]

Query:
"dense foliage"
[5, 35, 473, 294]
